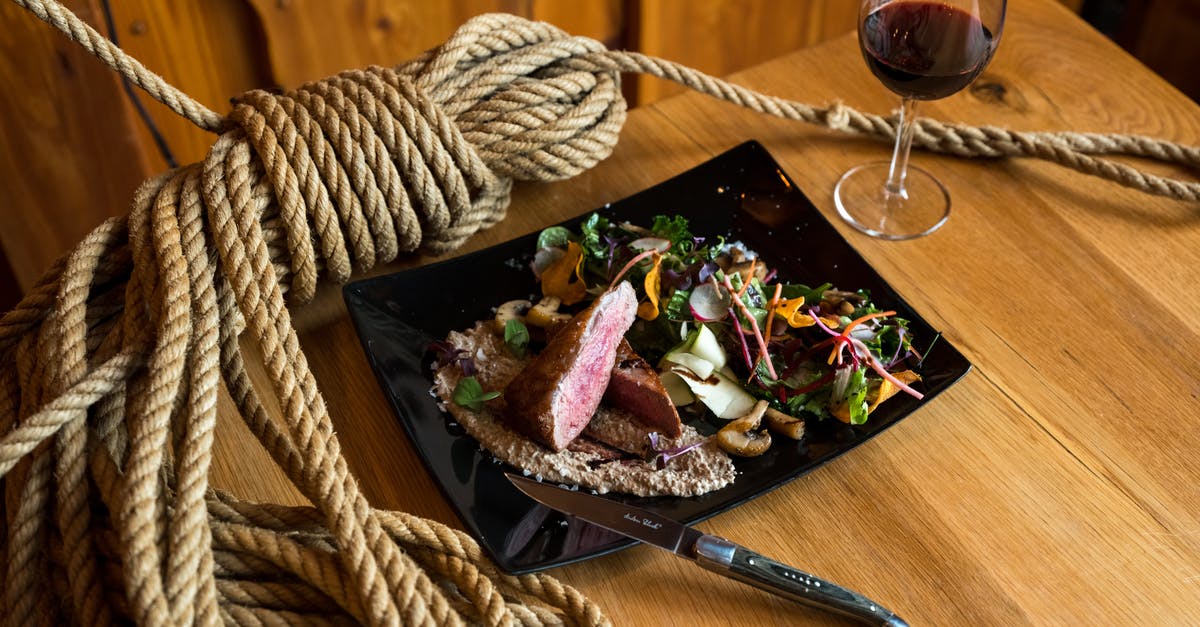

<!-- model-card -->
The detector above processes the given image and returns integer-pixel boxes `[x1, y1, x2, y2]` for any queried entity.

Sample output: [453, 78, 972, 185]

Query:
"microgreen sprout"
[430, 341, 477, 375]
[452, 376, 500, 411]
[647, 432, 710, 470]
[504, 319, 530, 358]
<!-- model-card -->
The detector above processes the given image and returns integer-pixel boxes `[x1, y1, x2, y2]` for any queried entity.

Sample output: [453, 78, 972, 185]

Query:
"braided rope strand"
[2, 1, 1197, 625]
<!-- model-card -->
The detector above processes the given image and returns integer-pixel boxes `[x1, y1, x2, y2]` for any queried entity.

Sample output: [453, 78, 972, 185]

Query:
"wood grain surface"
[195, 0, 1200, 624]
[0, 0, 151, 291]
[2, 0, 1197, 623]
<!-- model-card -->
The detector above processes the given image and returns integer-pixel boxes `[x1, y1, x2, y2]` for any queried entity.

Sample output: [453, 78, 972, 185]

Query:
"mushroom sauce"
[433, 322, 735, 497]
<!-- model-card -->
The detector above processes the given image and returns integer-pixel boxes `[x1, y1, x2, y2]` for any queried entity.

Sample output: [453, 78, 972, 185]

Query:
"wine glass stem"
[885, 97, 919, 198]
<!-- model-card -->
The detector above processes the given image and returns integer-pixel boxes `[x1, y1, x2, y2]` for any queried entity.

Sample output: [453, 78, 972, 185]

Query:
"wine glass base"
[834, 162, 951, 240]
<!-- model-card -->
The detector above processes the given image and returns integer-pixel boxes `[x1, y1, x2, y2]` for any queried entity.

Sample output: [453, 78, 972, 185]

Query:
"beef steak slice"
[502, 282, 637, 451]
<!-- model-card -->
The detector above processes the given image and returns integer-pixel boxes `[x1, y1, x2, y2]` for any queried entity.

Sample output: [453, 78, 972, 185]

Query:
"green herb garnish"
[504, 318, 530, 358]
[452, 376, 500, 411]
[845, 368, 870, 425]
[650, 214, 694, 252]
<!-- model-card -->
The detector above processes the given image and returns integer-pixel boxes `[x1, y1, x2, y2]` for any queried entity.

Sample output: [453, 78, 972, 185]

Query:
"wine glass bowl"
[835, 0, 1006, 240]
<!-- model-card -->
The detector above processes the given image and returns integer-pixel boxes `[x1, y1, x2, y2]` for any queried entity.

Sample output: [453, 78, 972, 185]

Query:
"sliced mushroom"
[716, 400, 772, 457]
[727, 260, 767, 285]
[763, 407, 805, 440]
[526, 296, 571, 327]
[493, 299, 532, 333]
[713, 247, 760, 284]
[821, 289, 865, 311]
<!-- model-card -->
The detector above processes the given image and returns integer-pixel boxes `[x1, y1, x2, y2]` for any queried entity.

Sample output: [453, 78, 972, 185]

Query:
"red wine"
[861, 1, 995, 100]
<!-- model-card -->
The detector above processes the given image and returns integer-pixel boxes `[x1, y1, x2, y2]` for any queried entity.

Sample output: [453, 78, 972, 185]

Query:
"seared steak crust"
[604, 340, 683, 438]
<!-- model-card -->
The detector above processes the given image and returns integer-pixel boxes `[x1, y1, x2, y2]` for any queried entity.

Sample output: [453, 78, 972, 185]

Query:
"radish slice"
[689, 282, 730, 322]
[629, 237, 671, 253]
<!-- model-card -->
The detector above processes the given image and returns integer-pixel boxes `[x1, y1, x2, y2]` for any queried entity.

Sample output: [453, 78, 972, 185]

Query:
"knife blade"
[506, 473, 908, 626]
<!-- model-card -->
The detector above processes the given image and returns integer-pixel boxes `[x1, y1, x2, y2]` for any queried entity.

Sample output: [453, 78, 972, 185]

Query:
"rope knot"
[822, 99, 852, 132]
[206, 13, 628, 303]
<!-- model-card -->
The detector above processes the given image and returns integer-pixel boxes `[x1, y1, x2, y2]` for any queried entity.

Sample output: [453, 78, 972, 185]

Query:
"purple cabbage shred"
[647, 432, 710, 470]
[428, 341, 476, 375]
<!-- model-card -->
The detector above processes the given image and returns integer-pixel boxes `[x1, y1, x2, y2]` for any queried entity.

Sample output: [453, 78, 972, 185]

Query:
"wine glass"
[835, 0, 1006, 240]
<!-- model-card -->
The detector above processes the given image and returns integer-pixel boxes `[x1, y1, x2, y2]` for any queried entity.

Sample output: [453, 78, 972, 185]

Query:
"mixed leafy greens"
[532, 213, 925, 427]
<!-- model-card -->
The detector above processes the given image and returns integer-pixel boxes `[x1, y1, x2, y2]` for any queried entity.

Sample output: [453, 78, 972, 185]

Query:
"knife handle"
[692, 535, 908, 626]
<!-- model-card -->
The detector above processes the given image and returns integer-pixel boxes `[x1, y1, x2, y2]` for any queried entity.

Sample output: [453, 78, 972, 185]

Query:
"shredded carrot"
[736, 259, 758, 297]
[827, 347, 844, 366]
[765, 283, 783, 336]
[723, 275, 777, 380]
[827, 310, 895, 366]
[843, 310, 896, 336]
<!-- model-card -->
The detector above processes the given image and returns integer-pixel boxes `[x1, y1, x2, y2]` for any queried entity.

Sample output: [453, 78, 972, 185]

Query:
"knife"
[506, 473, 908, 626]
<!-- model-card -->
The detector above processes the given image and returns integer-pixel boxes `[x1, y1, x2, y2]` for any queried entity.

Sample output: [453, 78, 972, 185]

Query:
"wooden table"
[211, 0, 1200, 623]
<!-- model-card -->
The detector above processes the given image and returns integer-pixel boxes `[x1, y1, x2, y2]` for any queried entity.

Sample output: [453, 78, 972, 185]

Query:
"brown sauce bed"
[433, 322, 735, 497]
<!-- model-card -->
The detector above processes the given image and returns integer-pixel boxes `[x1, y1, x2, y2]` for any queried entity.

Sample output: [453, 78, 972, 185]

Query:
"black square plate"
[343, 141, 971, 574]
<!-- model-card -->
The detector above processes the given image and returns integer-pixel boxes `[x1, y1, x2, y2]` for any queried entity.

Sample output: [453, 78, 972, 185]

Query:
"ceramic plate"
[343, 141, 971, 574]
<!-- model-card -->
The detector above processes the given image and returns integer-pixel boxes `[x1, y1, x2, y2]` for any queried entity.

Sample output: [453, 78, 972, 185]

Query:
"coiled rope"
[2, 0, 1198, 625]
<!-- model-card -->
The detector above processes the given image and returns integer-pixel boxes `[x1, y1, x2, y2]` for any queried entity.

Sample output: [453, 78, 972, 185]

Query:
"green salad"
[530, 213, 927, 428]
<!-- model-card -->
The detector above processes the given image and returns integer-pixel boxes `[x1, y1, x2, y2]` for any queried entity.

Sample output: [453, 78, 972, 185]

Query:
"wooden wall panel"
[245, 0, 520, 88]
[1116, 0, 1200, 101]
[0, 0, 150, 291]
[633, 0, 859, 104]
[631, 0, 1088, 105]
[530, 0, 627, 47]
[244, 0, 626, 90]
[107, 0, 274, 169]
[0, 0, 272, 292]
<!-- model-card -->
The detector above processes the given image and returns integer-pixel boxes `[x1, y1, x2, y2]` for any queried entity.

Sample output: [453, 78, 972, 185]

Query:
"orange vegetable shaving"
[736, 259, 758, 297]
[827, 310, 896, 365]
[637, 253, 663, 320]
[723, 274, 777, 380]
[540, 241, 587, 305]
[831, 370, 921, 423]
[766, 283, 783, 337]
[775, 298, 816, 328]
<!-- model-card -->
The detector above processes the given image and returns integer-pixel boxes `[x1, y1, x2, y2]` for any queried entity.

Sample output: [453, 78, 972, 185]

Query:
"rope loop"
[205, 17, 630, 301]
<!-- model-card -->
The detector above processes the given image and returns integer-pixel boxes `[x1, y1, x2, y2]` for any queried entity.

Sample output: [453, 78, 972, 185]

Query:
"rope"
[13, 0, 1200, 200]
[1, 0, 1197, 625]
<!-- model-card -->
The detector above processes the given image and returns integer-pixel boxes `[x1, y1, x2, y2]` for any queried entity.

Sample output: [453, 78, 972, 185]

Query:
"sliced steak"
[604, 340, 683, 438]
[566, 435, 630, 462]
[503, 282, 637, 451]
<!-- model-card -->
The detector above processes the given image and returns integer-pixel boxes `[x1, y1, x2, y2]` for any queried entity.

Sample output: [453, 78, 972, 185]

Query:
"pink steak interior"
[550, 307, 627, 449]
